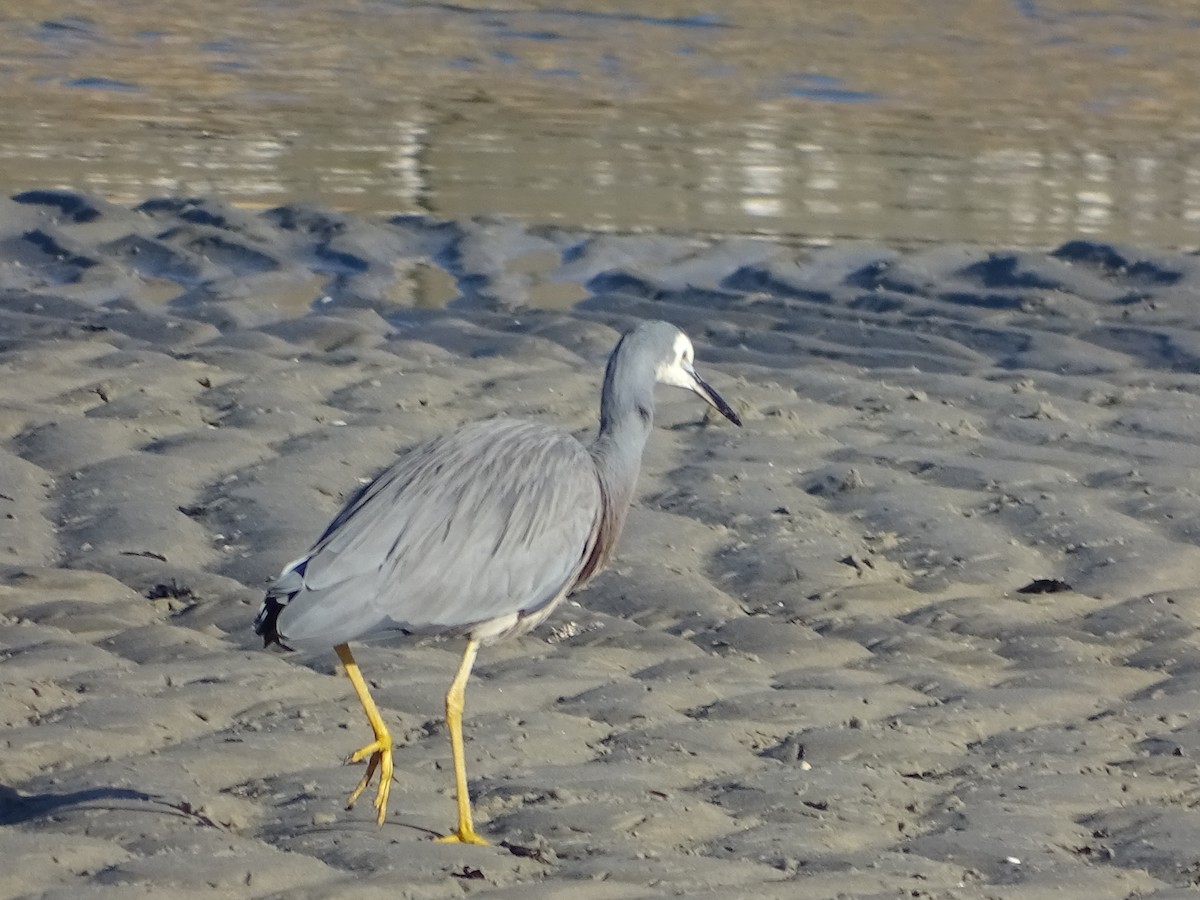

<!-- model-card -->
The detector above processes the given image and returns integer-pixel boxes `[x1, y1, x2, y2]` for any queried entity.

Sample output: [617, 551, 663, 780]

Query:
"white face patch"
[655, 331, 699, 390]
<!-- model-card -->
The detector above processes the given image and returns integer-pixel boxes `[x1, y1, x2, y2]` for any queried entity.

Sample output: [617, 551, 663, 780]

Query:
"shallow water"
[4, 0, 1200, 247]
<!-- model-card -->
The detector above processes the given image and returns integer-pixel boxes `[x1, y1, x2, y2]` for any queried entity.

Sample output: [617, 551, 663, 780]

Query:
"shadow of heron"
[0, 783, 230, 830]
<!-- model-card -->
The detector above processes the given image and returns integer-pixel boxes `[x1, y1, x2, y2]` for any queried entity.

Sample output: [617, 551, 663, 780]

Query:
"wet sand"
[2, 191, 1200, 896]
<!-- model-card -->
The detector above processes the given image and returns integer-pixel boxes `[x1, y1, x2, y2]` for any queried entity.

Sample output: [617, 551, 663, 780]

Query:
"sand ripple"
[3, 192, 1200, 896]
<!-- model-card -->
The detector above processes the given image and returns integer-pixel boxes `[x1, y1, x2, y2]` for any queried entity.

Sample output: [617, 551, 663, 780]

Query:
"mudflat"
[1, 192, 1199, 896]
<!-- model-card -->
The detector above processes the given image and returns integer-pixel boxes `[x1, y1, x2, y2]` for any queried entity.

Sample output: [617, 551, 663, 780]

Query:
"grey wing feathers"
[272, 419, 602, 649]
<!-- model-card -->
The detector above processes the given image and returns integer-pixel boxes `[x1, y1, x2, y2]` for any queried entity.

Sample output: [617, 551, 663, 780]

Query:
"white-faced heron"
[254, 319, 742, 844]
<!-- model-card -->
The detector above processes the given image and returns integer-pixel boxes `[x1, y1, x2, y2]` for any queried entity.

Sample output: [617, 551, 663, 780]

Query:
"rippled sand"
[3, 192, 1200, 896]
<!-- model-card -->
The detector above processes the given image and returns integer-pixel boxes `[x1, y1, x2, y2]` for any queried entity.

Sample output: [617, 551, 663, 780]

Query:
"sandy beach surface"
[1, 190, 1200, 898]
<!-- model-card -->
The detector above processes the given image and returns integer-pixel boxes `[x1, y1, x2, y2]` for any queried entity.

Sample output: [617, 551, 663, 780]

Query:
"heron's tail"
[253, 595, 293, 650]
[254, 557, 306, 651]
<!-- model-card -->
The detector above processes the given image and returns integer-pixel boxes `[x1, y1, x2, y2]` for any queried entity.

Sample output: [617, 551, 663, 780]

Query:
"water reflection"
[427, 104, 1200, 247]
[2, 0, 1199, 248]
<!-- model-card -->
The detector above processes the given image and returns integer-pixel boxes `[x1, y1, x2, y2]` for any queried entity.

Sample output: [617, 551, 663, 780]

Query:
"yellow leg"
[335, 643, 394, 827]
[434, 638, 488, 845]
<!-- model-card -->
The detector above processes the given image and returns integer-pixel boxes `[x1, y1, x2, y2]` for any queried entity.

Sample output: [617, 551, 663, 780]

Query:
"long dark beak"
[689, 367, 742, 427]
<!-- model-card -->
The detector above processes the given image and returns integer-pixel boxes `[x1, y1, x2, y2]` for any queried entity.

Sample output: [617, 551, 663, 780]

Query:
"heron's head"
[645, 323, 743, 427]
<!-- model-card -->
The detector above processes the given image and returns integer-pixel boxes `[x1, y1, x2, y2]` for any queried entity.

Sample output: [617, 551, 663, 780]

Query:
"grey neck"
[589, 345, 656, 512]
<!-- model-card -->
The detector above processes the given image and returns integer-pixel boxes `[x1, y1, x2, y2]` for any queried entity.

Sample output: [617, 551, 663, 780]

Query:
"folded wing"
[272, 419, 602, 649]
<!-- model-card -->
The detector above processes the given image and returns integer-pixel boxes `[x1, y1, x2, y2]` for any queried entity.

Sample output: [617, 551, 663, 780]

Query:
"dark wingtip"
[254, 597, 294, 651]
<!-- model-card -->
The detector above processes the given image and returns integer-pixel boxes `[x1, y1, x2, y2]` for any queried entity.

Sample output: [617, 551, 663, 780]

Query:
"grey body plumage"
[254, 319, 741, 843]
[260, 419, 602, 648]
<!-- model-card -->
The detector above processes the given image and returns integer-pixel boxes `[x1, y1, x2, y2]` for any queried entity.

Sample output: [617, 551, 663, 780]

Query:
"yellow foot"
[436, 827, 489, 846]
[344, 735, 394, 827]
